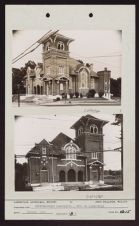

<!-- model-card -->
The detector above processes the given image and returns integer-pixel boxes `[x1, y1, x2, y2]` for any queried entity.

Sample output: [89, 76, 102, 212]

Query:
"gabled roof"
[70, 115, 108, 129]
[90, 70, 98, 78]
[26, 146, 40, 158]
[51, 132, 73, 147]
[37, 139, 50, 146]
[26, 139, 50, 158]
[26, 139, 63, 158]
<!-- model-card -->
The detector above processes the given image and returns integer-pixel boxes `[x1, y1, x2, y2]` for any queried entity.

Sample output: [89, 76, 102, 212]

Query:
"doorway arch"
[59, 170, 65, 182]
[41, 86, 43, 94]
[34, 86, 36, 94]
[78, 171, 83, 182]
[37, 85, 40, 94]
[68, 169, 76, 182]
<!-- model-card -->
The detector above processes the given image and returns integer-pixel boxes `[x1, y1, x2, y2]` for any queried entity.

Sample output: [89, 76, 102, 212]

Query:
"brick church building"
[26, 115, 108, 186]
[25, 31, 111, 98]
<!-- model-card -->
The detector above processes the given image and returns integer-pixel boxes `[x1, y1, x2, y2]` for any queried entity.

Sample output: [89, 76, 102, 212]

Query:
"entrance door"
[37, 85, 40, 94]
[91, 166, 100, 182]
[41, 86, 43, 94]
[78, 171, 83, 182]
[68, 169, 76, 182]
[34, 86, 36, 94]
[59, 170, 65, 182]
[40, 170, 48, 183]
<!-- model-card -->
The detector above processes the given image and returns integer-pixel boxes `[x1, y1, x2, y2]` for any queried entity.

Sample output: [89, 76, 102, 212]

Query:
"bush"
[87, 89, 96, 98]
[75, 92, 79, 98]
[61, 93, 65, 99]
[69, 93, 74, 99]
[98, 91, 104, 98]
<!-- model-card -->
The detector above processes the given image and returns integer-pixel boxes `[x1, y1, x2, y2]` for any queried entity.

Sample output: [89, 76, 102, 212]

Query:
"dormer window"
[42, 147, 46, 155]
[57, 41, 65, 50]
[90, 124, 98, 134]
[78, 127, 83, 136]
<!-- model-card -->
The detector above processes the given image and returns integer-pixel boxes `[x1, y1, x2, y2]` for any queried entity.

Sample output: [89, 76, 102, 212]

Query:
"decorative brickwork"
[26, 115, 108, 185]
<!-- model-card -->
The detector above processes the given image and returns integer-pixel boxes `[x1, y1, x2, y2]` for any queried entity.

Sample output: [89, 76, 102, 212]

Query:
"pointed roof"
[25, 146, 40, 158]
[26, 139, 50, 158]
[26, 138, 62, 158]
[37, 139, 50, 146]
[51, 132, 73, 147]
[70, 115, 108, 129]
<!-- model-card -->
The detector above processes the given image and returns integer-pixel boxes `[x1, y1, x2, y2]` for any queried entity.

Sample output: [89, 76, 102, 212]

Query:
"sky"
[12, 30, 122, 79]
[15, 113, 121, 170]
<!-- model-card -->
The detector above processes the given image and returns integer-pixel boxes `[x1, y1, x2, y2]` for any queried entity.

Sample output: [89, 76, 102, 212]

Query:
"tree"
[12, 68, 26, 94]
[15, 159, 28, 191]
[12, 60, 36, 94]
[110, 77, 121, 97]
[111, 114, 123, 188]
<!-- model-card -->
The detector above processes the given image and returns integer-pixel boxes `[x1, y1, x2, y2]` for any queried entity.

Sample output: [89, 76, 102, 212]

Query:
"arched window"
[57, 41, 65, 50]
[64, 141, 79, 160]
[58, 66, 64, 75]
[66, 146, 76, 159]
[90, 124, 98, 134]
[78, 127, 83, 136]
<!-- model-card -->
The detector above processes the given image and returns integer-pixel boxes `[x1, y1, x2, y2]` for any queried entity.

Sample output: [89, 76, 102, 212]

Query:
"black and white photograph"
[5, 4, 135, 220]
[15, 113, 123, 192]
[12, 30, 122, 106]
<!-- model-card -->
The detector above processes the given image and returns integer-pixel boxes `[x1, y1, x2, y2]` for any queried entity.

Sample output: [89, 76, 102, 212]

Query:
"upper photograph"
[12, 30, 122, 107]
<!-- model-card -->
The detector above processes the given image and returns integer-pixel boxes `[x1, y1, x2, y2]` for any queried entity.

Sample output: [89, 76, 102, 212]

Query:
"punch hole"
[89, 13, 93, 18]
[46, 13, 50, 18]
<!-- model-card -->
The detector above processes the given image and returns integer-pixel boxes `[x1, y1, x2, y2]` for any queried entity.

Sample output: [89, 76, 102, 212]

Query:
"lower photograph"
[15, 113, 123, 192]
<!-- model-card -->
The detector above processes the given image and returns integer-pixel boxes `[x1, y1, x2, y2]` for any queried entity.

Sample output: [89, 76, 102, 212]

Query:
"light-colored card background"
[5, 5, 135, 220]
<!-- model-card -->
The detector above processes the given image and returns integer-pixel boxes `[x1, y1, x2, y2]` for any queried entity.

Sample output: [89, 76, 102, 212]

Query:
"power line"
[12, 30, 52, 62]
[13, 30, 52, 61]
[15, 147, 122, 158]
[12, 30, 59, 64]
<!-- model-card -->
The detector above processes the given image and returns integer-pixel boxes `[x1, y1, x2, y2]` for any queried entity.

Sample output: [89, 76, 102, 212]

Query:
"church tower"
[97, 68, 111, 99]
[38, 31, 74, 95]
[71, 114, 108, 182]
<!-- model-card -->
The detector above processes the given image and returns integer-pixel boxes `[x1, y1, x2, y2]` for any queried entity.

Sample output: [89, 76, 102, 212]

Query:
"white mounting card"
[5, 5, 135, 220]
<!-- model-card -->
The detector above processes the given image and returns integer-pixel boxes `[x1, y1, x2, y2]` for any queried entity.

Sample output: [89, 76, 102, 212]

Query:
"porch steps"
[32, 182, 64, 192]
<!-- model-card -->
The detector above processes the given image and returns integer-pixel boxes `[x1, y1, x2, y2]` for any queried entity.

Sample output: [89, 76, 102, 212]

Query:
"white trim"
[61, 159, 81, 162]
[30, 156, 40, 159]
[48, 157, 57, 159]
[89, 160, 104, 166]
[57, 160, 85, 167]
[78, 66, 90, 74]
[54, 35, 57, 43]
